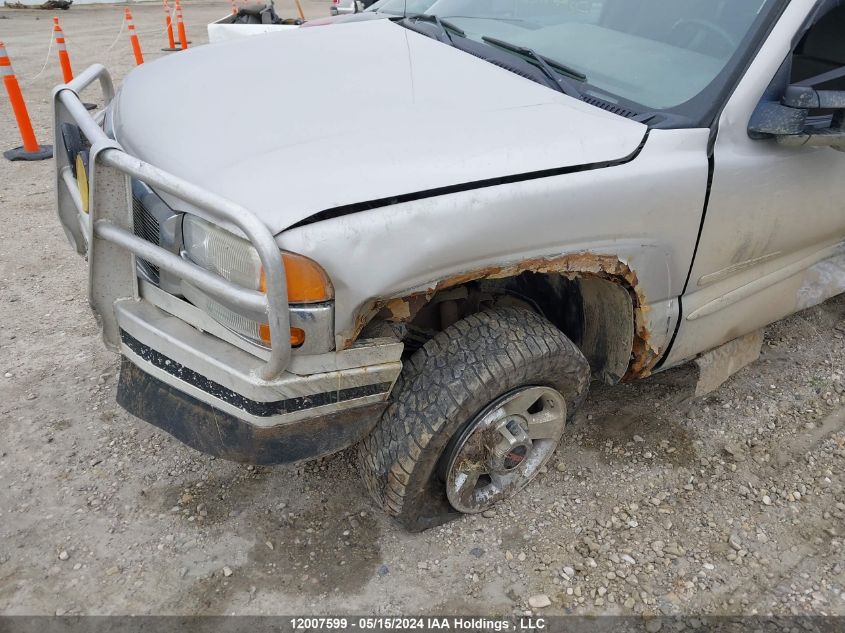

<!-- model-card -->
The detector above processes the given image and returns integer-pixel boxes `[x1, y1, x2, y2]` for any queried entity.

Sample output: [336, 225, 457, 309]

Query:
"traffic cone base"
[4, 145, 53, 161]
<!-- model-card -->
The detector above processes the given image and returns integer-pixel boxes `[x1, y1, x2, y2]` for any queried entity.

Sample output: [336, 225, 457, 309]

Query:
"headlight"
[183, 214, 264, 290]
[182, 214, 333, 348]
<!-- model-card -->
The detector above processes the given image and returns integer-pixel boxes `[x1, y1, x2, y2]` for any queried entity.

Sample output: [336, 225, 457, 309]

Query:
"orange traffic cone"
[162, 0, 179, 51]
[53, 17, 74, 83]
[175, 0, 188, 50]
[1, 41, 52, 161]
[125, 8, 144, 65]
[52, 17, 97, 110]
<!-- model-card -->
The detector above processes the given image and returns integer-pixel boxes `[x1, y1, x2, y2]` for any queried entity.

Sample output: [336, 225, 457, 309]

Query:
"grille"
[132, 194, 161, 284]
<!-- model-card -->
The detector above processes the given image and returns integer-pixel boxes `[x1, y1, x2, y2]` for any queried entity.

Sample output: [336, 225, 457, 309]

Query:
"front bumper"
[118, 359, 388, 464]
[53, 65, 403, 464]
[111, 261, 402, 464]
[116, 297, 401, 429]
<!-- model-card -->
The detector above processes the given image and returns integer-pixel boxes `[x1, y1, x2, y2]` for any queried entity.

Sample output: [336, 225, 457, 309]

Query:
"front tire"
[358, 307, 590, 531]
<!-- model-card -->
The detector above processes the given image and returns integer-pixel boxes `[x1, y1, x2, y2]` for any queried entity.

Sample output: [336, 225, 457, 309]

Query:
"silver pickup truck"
[53, 0, 845, 531]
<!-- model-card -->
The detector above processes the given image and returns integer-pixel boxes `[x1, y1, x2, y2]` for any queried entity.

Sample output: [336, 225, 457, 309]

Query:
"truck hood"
[113, 19, 647, 235]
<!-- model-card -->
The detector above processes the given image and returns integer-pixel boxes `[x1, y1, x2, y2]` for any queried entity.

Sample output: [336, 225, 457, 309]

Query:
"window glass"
[367, 0, 437, 15]
[791, 4, 845, 89]
[421, 0, 780, 111]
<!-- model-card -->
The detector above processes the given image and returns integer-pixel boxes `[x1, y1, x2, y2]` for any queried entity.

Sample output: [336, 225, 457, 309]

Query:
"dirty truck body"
[54, 0, 845, 530]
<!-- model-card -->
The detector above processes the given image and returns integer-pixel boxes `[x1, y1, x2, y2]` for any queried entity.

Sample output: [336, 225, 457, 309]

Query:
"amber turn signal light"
[260, 252, 333, 304]
[259, 324, 305, 348]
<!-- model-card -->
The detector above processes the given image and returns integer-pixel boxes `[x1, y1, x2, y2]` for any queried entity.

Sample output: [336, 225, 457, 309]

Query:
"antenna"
[403, 0, 407, 17]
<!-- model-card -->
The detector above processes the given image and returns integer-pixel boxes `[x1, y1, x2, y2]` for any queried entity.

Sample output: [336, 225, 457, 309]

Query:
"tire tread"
[358, 307, 590, 526]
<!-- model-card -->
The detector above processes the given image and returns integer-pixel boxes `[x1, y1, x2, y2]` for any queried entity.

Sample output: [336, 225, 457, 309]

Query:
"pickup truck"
[53, 0, 845, 531]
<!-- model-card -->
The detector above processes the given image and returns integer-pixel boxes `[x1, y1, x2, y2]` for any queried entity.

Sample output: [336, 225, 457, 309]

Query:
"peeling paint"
[385, 297, 413, 321]
[341, 252, 660, 379]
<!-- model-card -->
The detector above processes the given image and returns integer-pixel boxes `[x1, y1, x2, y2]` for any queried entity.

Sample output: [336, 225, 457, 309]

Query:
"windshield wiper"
[402, 14, 465, 44]
[481, 35, 586, 98]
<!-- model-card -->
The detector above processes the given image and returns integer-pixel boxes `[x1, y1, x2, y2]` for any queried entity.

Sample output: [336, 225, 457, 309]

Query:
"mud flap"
[694, 329, 764, 397]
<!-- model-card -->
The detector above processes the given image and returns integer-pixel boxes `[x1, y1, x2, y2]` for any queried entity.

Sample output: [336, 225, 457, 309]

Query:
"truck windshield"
[367, 0, 437, 15]
[419, 0, 782, 116]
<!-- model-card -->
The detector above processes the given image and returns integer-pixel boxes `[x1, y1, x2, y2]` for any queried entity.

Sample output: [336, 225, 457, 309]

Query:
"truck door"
[663, 0, 845, 367]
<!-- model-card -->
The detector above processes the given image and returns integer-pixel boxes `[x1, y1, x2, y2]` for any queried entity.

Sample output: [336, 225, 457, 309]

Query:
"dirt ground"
[1, 0, 845, 619]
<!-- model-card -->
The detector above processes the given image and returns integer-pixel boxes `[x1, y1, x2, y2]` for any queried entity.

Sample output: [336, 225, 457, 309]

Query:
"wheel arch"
[342, 252, 660, 382]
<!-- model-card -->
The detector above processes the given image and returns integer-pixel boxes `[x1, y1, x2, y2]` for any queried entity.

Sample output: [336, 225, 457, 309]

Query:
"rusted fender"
[340, 252, 661, 379]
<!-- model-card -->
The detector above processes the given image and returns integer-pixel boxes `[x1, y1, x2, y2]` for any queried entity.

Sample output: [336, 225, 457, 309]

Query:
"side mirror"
[749, 85, 845, 149]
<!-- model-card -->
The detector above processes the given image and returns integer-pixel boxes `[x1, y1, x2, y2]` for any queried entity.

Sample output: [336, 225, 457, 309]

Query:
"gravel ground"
[1, 1, 845, 618]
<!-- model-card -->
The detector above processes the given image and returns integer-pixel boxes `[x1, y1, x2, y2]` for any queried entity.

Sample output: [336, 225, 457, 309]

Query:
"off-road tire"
[358, 307, 590, 531]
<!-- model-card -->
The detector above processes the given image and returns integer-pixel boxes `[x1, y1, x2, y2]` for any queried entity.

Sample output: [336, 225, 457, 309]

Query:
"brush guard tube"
[52, 64, 292, 379]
